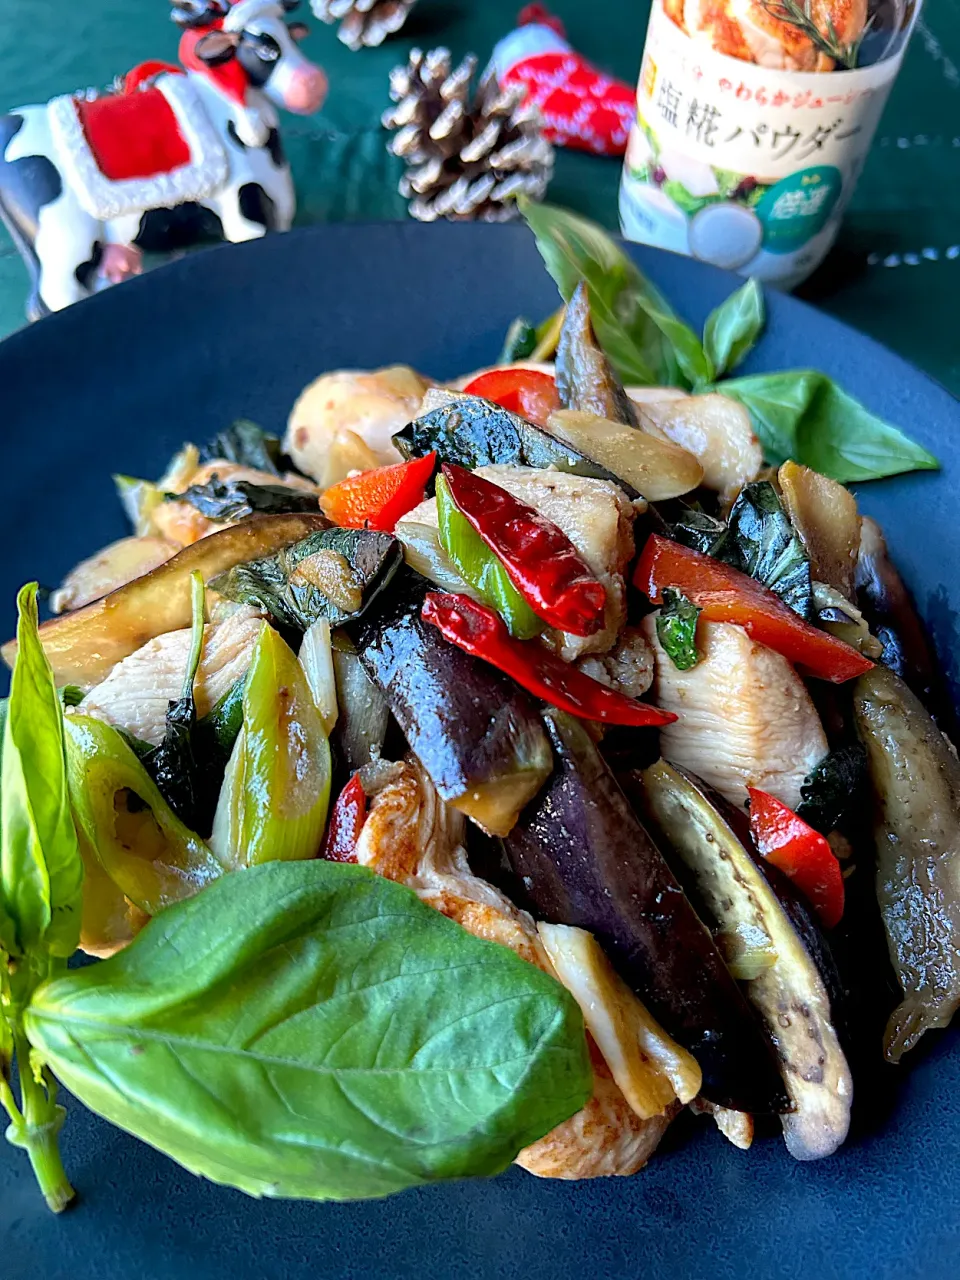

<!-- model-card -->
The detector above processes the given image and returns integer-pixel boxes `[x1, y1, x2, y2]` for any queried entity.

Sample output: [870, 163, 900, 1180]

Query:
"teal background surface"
[1, 1, 958, 391]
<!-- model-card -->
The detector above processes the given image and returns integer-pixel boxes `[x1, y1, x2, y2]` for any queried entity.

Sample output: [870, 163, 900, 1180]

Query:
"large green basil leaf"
[721, 370, 939, 481]
[702, 278, 764, 378]
[26, 861, 591, 1200]
[1, 585, 82, 959]
[521, 200, 711, 388]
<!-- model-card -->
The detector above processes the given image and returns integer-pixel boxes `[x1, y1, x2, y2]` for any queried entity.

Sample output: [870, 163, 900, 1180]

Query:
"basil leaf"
[656, 588, 701, 670]
[796, 743, 868, 834]
[26, 861, 592, 1200]
[499, 316, 537, 364]
[703, 278, 764, 378]
[58, 686, 85, 709]
[521, 200, 712, 388]
[666, 505, 728, 556]
[201, 419, 283, 475]
[721, 370, 939, 481]
[172, 480, 320, 523]
[1, 585, 83, 959]
[724, 481, 813, 621]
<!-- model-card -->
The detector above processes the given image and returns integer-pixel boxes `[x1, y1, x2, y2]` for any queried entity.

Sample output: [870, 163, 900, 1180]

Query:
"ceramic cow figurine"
[0, 0, 326, 319]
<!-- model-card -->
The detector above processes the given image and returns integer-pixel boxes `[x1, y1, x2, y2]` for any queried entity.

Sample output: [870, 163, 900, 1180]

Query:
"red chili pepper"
[320, 773, 367, 863]
[748, 787, 845, 929]
[320, 452, 436, 533]
[635, 534, 874, 684]
[422, 591, 677, 727]
[462, 368, 561, 427]
[441, 463, 606, 636]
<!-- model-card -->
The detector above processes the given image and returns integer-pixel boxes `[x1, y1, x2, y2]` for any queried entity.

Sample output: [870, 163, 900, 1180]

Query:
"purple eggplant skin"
[855, 516, 958, 735]
[354, 579, 552, 837]
[555, 282, 641, 427]
[503, 710, 789, 1114]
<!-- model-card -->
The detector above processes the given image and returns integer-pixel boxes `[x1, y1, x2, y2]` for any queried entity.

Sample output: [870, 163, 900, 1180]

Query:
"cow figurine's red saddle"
[47, 67, 229, 221]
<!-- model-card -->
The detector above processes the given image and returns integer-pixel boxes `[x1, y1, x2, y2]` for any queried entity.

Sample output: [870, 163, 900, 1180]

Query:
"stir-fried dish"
[1, 207, 955, 1214]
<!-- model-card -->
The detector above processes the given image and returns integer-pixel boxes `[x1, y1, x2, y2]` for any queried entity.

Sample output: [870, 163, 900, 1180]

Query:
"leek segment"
[64, 715, 222, 916]
[211, 625, 332, 869]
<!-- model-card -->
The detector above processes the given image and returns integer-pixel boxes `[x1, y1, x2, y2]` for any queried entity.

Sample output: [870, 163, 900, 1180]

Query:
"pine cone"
[382, 47, 554, 223]
[310, 0, 416, 51]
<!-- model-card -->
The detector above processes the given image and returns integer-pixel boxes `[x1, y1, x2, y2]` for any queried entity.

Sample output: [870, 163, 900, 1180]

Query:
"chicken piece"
[517, 1051, 675, 1180]
[284, 366, 428, 485]
[689, 1097, 754, 1150]
[152, 460, 318, 548]
[355, 757, 677, 1179]
[481, 466, 635, 660]
[643, 616, 828, 809]
[577, 626, 655, 700]
[79, 609, 264, 745]
[633, 393, 762, 508]
[685, 0, 867, 72]
[51, 536, 177, 614]
[400, 466, 634, 660]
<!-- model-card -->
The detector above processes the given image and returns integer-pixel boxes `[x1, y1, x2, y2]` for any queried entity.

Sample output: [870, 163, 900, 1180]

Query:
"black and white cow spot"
[0, 114, 63, 241]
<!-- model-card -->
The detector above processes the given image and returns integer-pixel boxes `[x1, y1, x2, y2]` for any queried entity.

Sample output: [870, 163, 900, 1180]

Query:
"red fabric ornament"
[488, 6, 636, 157]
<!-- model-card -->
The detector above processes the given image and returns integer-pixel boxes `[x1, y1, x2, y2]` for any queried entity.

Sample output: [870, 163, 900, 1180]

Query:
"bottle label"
[620, 1, 917, 286]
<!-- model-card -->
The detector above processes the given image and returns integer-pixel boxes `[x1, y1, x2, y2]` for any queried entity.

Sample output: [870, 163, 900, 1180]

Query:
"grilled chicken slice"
[51, 535, 177, 614]
[403, 466, 634, 661]
[643, 617, 828, 809]
[152, 460, 318, 548]
[284, 366, 428, 485]
[632, 393, 762, 507]
[355, 757, 681, 1179]
[78, 609, 263, 745]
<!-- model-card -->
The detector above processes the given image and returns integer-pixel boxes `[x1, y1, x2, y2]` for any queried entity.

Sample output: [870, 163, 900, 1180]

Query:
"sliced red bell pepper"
[748, 787, 845, 929]
[462, 368, 561, 427]
[635, 534, 874, 684]
[320, 452, 436, 532]
[320, 772, 367, 863]
[441, 463, 606, 637]
[422, 591, 677, 727]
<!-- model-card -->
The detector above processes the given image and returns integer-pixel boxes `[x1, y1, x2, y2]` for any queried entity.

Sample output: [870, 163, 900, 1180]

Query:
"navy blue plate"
[1, 224, 959, 1280]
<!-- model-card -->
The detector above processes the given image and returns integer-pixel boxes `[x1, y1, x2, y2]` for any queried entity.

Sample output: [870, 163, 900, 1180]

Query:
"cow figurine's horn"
[170, 0, 230, 28]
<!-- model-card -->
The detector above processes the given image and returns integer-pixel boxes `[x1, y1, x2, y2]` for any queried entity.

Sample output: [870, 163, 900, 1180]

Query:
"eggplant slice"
[503, 711, 788, 1114]
[641, 760, 852, 1160]
[355, 578, 552, 837]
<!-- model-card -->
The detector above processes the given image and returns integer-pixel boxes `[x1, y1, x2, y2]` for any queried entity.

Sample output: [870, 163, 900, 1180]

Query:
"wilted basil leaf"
[25, 860, 591, 1201]
[521, 199, 712, 388]
[796, 744, 868, 834]
[499, 316, 538, 364]
[201, 419, 283, 475]
[724, 481, 813, 621]
[172, 479, 320, 522]
[721, 371, 939, 482]
[667, 505, 728, 556]
[703, 278, 765, 378]
[656, 588, 701, 671]
[211, 528, 403, 631]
